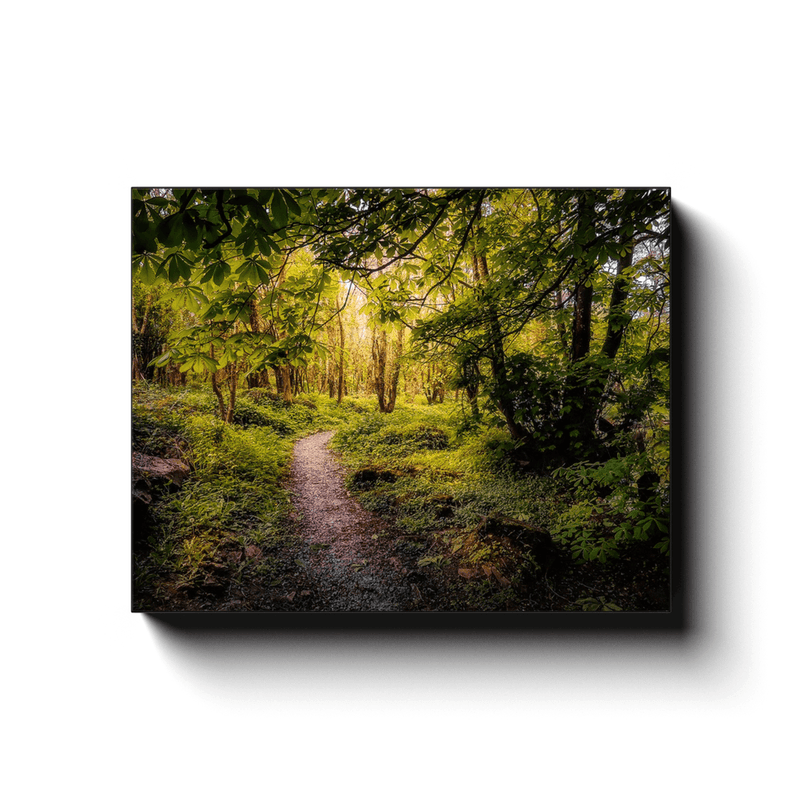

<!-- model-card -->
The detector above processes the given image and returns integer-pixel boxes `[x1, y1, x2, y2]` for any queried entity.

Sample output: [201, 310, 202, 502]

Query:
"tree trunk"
[558, 196, 605, 454]
[466, 383, 480, 419]
[384, 326, 404, 413]
[210, 360, 227, 421]
[372, 328, 388, 412]
[475, 253, 529, 443]
[570, 282, 594, 363]
[554, 289, 569, 351]
[581, 242, 636, 430]
[246, 297, 271, 389]
[132, 292, 154, 382]
[461, 357, 481, 420]
[337, 311, 345, 404]
[601, 245, 634, 361]
[280, 365, 293, 403]
[225, 362, 238, 423]
[327, 323, 336, 398]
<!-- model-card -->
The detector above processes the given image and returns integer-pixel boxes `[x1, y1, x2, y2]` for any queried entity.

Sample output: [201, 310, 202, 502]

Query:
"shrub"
[551, 455, 669, 563]
[374, 422, 450, 451]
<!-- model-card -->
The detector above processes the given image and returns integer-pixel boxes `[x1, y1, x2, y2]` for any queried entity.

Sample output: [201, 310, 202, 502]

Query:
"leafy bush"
[230, 397, 275, 428]
[132, 405, 185, 456]
[331, 412, 389, 459]
[375, 422, 449, 450]
[551, 454, 669, 563]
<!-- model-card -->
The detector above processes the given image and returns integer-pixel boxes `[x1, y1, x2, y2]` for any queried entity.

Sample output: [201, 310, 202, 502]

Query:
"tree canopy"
[132, 187, 669, 467]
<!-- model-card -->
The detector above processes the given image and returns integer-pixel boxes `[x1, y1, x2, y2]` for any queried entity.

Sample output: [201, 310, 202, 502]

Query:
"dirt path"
[288, 431, 426, 611]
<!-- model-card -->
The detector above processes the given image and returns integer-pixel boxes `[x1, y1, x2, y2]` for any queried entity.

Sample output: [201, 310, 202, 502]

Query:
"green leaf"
[174, 253, 193, 280]
[184, 217, 201, 250]
[134, 210, 150, 233]
[284, 192, 302, 217]
[213, 261, 229, 285]
[138, 256, 156, 285]
[199, 355, 219, 372]
[271, 192, 288, 228]
[254, 259, 272, 283]
[168, 255, 180, 283]
[148, 350, 174, 368]
[244, 197, 271, 231]
[156, 213, 185, 248]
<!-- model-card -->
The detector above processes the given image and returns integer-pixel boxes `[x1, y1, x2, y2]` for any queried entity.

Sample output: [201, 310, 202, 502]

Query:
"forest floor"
[285, 431, 466, 611]
[133, 386, 669, 613]
[139, 428, 467, 612]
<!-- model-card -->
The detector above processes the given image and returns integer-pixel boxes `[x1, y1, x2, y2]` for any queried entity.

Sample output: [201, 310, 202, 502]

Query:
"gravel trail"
[288, 431, 421, 611]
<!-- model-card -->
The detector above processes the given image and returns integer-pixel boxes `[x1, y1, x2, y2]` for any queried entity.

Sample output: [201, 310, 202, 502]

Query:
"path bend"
[288, 430, 418, 611]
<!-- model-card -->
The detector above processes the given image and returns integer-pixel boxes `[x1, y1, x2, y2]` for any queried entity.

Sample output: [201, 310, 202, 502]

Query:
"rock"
[132, 452, 191, 488]
[351, 466, 409, 486]
[132, 453, 191, 546]
[490, 567, 511, 587]
[201, 579, 225, 594]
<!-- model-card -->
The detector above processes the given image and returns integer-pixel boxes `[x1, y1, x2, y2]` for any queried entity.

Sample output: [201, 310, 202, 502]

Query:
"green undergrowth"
[333, 400, 558, 522]
[132, 385, 669, 612]
[331, 401, 564, 609]
[132, 383, 365, 610]
[330, 399, 669, 611]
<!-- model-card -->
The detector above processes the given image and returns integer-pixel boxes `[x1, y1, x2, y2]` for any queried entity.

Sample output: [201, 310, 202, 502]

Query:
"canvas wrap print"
[132, 188, 671, 613]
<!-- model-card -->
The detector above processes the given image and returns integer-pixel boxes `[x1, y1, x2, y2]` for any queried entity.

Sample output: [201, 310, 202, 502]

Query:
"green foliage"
[331, 400, 559, 561]
[132, 384, 358, 609]
[231, 394, 316, 434]
[132, 187, 670, 611]
[570, 597, 623, 612]
[418, 554, 449, 569]
[373, 421, 449, 452]
[551, 453, 669, 563]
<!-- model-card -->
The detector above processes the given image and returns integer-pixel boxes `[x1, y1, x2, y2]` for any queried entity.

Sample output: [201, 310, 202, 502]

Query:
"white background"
[3, 2, 797, 798]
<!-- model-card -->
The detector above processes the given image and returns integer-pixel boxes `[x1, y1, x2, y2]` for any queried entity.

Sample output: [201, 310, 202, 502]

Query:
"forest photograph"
[131, 187, 670, 613]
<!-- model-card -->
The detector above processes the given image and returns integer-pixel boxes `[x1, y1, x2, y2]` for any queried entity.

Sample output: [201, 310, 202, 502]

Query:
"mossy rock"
[351, 465, 417, 486]
[474, 514, 561, 571]
[429, 494, 455, 518]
